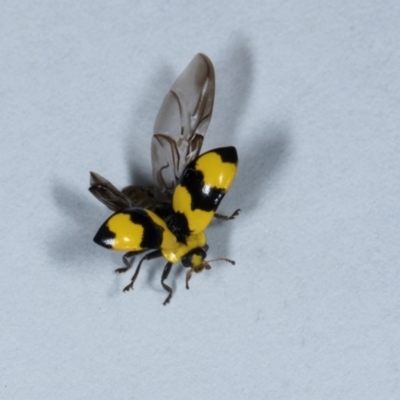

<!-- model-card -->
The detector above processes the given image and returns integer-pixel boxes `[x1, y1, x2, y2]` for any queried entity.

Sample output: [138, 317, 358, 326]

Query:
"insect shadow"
[237, 123, 290, 211]
[209, 37, 291, 264]
[206, 123, 290, 273]
[47, 181, 108, 269]
[211, 38, 254, 148]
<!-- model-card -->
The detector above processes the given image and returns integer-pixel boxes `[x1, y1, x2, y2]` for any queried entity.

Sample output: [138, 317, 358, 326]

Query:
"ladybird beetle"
[90, 54, 240, 304]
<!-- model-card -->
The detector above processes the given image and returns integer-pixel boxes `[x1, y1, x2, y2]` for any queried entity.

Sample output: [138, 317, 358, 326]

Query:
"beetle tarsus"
[123, 282, 134, 292]
[163, 287, 173, 305]
[215, 208, 241, 221]
[185, 269, 193, 290]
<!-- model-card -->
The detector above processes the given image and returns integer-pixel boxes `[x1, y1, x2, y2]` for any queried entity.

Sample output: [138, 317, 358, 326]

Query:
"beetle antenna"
[185, 258, 236, 290]
[206, 258, 236, 265]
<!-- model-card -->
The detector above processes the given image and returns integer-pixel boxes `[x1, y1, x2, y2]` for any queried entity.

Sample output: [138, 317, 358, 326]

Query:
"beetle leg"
[123, 250, 162, 292]
[115, 250, 144, 274]
[185, 268, 193, 290]
[161, 262, 174, 305]
[214, 208, 241, 221]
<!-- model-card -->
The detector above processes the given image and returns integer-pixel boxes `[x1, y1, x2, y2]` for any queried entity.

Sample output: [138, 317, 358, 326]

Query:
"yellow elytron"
[90, 55, 240, 305]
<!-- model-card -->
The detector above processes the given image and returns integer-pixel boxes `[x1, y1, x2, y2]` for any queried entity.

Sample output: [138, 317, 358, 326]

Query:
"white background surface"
[1, 1, 399, 399]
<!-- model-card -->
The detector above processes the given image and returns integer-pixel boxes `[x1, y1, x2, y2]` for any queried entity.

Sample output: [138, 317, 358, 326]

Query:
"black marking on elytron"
[166, 211, 190, 244]
[179, 168, 226, 212]
[213, 146, 238, 164]
[126, 208, 164, 249]
[93, 223, 116, 249]
[153, 202, 174, 221]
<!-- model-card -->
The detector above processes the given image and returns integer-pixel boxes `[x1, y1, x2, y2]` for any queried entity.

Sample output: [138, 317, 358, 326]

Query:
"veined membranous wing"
[89, 54, 215, 213]
[151, 53, 215, 201]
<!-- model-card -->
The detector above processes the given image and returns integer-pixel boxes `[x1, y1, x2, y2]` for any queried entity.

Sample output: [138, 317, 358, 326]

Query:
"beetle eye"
[182, 255, 192, 267]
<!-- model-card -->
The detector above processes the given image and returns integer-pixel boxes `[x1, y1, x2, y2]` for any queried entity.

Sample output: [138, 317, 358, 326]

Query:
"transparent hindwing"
[151, 53, 215, 202]
[89, 53, 215, 212]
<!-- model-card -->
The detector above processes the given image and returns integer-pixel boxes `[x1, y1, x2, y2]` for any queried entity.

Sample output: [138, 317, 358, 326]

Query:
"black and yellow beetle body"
[90, 54, 240, 304]
[93, 147, 238, 304]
